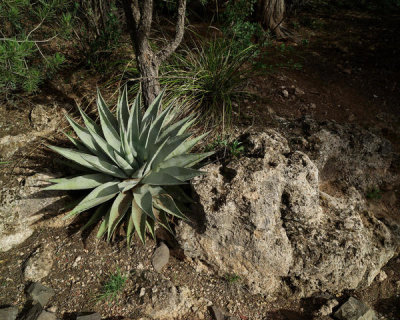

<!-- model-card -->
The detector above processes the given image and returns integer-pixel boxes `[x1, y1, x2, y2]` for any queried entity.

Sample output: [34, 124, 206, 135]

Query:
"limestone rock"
[177, 129, 399, 297]
[26, 282, 55, 306]
[30, 104, 64, 131]
[24, 246, 55, 281]
[76, 313, 101, 320]
[315, 299, 339, 317]
[143, 279, 207, 319]
[0, 173, 66, 252]
[334, 297, 377, 320]
[20, 303, 43, 320]
[151, 242, 170, 272]
[0, 307, 18, 320]
[37, 310, 57, 320]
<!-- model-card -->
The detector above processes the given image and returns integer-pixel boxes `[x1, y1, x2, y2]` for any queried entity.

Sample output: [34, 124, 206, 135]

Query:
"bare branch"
[156, 0, 187, 64]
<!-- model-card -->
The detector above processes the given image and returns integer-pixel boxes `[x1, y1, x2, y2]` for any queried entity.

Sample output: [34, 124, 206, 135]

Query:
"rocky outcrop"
[177, 127, 400, 298]
[0, 173, 67, 252]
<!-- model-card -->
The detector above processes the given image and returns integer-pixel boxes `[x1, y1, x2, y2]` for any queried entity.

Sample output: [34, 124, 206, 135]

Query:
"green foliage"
[125, 38, 256, 129]
[224, 273, 240, 284]
[46, 86, 212, 244]
[222, 0, 268, 54]
[0, 0, 67, 95]
[366, 187, 382, 200]
[70, 1, 122, 69]
[230, 140, 244, 158]
[96, 268, 127, 302]
[205, 136, 244, 158]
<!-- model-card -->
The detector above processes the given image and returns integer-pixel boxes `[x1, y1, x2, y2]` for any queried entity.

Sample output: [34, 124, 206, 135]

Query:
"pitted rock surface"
[177, 128, 400, 297]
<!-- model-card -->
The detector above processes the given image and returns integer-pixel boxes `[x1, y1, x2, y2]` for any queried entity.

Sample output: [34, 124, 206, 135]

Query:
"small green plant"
[46, 86, 212, 244]
[366, 187, 382, 200]
[0, 0, 68, 95]
[224, 273, 240, 284]
[205, 136, 229, 152]
[96, 268, 127, 302]
[230, 140, 244, 158]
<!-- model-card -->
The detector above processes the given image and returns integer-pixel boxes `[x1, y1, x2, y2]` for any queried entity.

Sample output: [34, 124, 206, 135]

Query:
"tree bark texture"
[122, 0, 187, 108]
[257, 0, 286, 38]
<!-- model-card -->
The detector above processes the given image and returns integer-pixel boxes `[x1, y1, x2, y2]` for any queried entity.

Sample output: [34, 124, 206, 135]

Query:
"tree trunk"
[122, 0, 187, 109]
[257, 0, 286, 38]
[135, 41, 161, 108]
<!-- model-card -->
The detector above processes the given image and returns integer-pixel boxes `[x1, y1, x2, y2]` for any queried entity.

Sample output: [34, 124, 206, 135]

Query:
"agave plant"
[46, 86, 212, 244]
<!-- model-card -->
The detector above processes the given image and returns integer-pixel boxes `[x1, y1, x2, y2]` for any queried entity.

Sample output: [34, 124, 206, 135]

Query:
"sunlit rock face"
[177, 126, 400, 298]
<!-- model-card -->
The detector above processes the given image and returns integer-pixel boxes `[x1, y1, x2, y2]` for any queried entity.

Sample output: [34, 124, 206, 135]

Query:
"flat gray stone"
[210, 306, 229, 320]
[26, 283, 55, 307]
[20, 303, 42, 320]
[0, 307, 18, 320]
[334, 297, 378, 320]
[76, 313, 101, 320]
[24, 245, 55, 281]
[151, 242, 170, 272]
[37, 310, 57, 320]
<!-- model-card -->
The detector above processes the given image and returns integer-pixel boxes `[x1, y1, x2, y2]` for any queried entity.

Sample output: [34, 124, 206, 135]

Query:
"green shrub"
[46, 86, 212, 244]
[69, 0, 122, 69]
[0, 0, 68, 95]
[222, 0, 268, 54]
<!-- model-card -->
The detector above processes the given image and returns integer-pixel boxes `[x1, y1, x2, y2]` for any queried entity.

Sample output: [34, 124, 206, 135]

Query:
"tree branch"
[156, 0, 187, 64]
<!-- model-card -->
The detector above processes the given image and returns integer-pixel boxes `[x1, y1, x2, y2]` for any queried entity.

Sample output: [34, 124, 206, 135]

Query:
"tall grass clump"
[122, 38, 256, 130]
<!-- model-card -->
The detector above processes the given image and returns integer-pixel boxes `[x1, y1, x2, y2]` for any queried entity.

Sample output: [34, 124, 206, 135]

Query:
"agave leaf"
[80, 153, 128, 179]
[46, 173, 116, 190]
[127, 92, 141, 147]
[62, 131, 89, 153]
[156, 209, 174, 234]
[97, 88, 118, 130]
[142, 171, 186, 186]
[118, 178, 140, 192]
[131, 199, 147, 244]
[48, 145, 100, 172]
[126, 213, 134, 245]
[142, 89, 165, 125]
[163, 186, 194, 204]
[65, 181, 120, 218]
[146, 217, 155, 239]
[154, 194, 187, 220]
[157, 166, 205, 181]
[145, 104, 173, 151]
[117, 85, 130, 132]
[133, 186, 156, 220]
[144, 137, 170, 175]
[81, 202, 109, 232]
[77, 105, 103, 137]
[84, 125, 136, 175]
[97, 208, 111, 238]
[158, 115, 194, 142]
[113, 150, 136, 176]
[167, 132, 209, 160]
[107, 191, 133, 241]
[150, 133, 192, 169]
[177, 118, 195, 135]
[65, 115, 106, 157]
[97, 91, 121, 152]
[157, 152, 214, 170]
